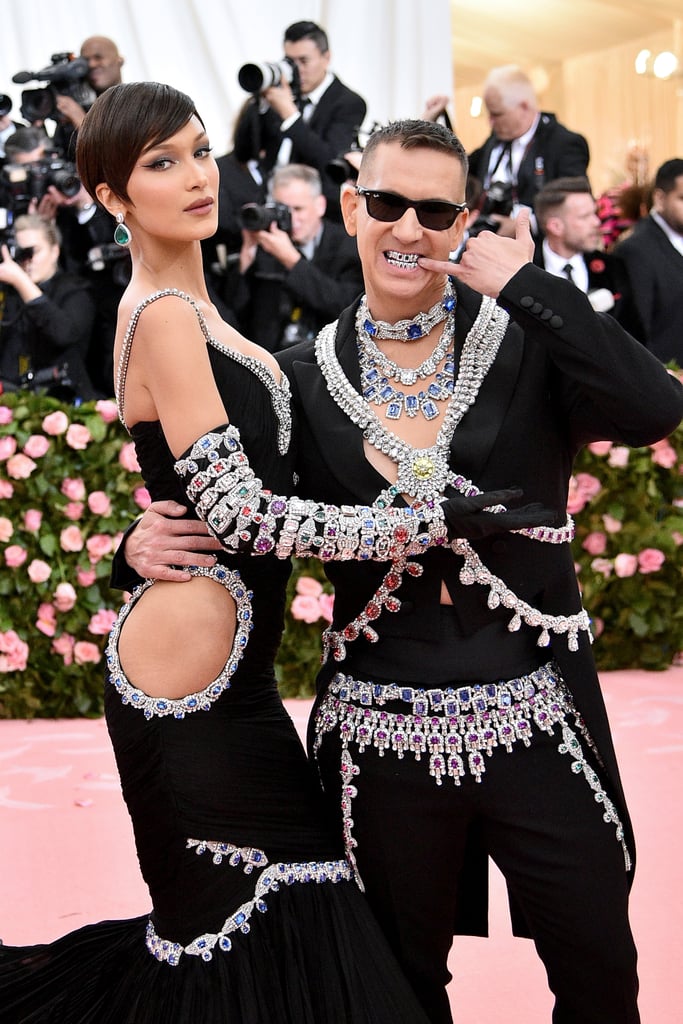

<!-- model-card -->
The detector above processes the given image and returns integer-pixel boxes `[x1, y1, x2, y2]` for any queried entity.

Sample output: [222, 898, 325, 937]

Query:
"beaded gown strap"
[114, 289, 292, 453]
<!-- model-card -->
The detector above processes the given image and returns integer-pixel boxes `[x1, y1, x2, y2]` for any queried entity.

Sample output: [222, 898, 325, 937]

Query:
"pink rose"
[52, 633, 75, 665]
[295, 576, 323, 597]
[77, 566, 97, 587]
[134, 486, 151, 510]
[566, 477, 587, 515]
[650, 443, 677, 469]
[290, 594, 325, 624]
[602, 514, 623, 534]
[86, 533, 114, 563]
[0, 516, 13, 542]
[61, 477, 86, 501]
[95, 399, 119, 423]
[23, 508, 42, 532]
[590, 558, 613, 578]
[574, 472, 602, 500]
[591, 617, 605, 639]
[0, 405, 13, 425]
[73, 641, 102, 665]
[42, 410, 69, 435]
[0, 480, 14, 499]
[582, 531, 607, 556]
[87, 491, 112, 517]
[637, 548, 665, 574]
[66, 423, 92, 450]
[318, 592, 335, 624]
[7, 454, 36, 479]
[587, 441, 612, 457]
[0, 630, 29, 672]
[607, 446, 630, 468]
[88, 608, 118, 635]
[54, 582, 78, 612]
[614, 553, 638, 578]
[588, 258, 605, 274]
[36, 602, 57, 637]
[23, 434, 50, 459]
[64, 502, 84, 521]
[5, 545, 27, 568]
[60, 525, 84, 552]
[27, 558, 51, 582]
[0, 436, 17, 460]
[672, 531, 683, 547]
[118, 442, 140, 473]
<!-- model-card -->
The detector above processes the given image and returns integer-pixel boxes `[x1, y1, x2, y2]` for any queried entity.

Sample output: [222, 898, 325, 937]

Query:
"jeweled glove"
[174, 424, 448, 561]
[442, 486, 554, 540]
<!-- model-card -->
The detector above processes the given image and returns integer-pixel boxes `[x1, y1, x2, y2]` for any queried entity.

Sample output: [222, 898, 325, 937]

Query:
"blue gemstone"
[386, 402, 402, 419]
[364, 319, 378, 335]
[407, 324, 423, 339]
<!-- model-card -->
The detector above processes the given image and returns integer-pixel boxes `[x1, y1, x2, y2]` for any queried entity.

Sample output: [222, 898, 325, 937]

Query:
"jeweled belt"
[313, 661, 574, 784]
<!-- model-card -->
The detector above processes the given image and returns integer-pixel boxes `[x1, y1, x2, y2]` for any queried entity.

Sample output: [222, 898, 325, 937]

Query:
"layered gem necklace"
[316, 292, 510, 502]
[356, 298, 456, 422]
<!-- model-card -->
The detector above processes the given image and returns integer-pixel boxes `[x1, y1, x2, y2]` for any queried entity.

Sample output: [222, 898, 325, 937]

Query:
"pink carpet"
[1, 667, 681, 1022]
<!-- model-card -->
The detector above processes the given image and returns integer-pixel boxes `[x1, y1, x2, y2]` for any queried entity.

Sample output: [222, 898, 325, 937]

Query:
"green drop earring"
[114, 212, 132, 247]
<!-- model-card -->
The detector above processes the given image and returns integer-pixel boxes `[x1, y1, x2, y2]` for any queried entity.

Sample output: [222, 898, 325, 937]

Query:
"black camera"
[326, 122, 383, 185]
[1, 153, 80, 216]
[12, 52, 96, 124]
[239, 201, 292, 234]
[19, 362, 77, 402]
[0, 94, 12, 118]
[469, 180, 514, 236]
[238, 57, 301, 104]
[87, 242, 132, 287]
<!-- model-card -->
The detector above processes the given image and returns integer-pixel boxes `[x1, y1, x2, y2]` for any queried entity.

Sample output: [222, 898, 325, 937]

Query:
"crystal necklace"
[357, 315, 456, 421]
[359, 281, 456, 341]
[316, 297, 510, 501]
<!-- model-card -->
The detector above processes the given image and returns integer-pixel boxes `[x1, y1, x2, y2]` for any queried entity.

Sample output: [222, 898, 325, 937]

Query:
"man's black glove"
[441, 486, 554, 540]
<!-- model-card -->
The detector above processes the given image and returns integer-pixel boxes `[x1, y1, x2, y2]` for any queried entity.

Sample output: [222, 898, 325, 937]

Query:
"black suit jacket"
[278, 265, 683, 934]
[234, 220, 363, 352]
[233, 76, 367, 219]
[469, 112, 590, 212]
[534, 246, 644, 340]
[612, 215, 683, 364]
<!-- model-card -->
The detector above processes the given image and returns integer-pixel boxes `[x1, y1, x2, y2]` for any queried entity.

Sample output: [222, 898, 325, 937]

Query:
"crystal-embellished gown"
[0, 293, 430, 1023]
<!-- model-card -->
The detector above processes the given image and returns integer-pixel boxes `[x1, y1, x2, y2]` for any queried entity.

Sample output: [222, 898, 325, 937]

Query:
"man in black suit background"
[233, 20, 367, 222]
[613, 158, 683, 365]
[233, 163, 363, 352]
[468, 65, 589, 239]
[533, 176, 643, 338]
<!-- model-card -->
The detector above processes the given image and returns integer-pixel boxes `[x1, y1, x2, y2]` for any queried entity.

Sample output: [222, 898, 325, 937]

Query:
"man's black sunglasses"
[355, 186, 466, 231]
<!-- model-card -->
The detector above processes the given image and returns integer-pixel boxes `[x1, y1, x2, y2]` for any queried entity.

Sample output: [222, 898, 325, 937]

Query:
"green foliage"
[0, 380, 681, 718]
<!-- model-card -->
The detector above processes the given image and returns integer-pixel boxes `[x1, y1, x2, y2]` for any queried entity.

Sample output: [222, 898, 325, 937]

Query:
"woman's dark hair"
[76, 81, 203, 204]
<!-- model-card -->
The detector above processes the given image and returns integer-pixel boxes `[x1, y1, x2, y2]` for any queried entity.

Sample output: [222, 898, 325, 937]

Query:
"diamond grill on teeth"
[386, 251, 419, 266]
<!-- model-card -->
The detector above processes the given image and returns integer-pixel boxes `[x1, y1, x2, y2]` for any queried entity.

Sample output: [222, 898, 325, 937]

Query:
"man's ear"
[340, 183, 359, 237]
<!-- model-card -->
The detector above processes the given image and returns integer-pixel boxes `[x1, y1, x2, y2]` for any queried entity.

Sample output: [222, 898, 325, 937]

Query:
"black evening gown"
[0, 293, 430, 1023]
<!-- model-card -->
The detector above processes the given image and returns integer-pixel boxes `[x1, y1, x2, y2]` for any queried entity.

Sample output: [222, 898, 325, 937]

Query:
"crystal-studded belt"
[313, 661, 574, 785]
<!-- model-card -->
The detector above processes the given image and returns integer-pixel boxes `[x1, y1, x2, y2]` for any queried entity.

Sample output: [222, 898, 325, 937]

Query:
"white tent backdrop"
[1, 0, 454, 154]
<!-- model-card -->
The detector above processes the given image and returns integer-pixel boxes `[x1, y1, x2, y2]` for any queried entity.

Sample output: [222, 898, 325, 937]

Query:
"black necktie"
[562, 263, 575, 283]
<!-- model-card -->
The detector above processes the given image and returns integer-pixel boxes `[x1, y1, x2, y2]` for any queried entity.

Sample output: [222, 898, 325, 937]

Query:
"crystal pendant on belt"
[396, 446, 450, 500]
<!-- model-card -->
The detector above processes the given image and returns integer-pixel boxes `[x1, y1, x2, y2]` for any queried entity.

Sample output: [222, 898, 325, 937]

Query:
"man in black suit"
[468, 65, 589, 238]
[533, 176, 643, 338]
[117, 120, 683, 1023]
[613, 158, 683, 364]
[233, 163, 363, 352]
[233, 20, 367, 222]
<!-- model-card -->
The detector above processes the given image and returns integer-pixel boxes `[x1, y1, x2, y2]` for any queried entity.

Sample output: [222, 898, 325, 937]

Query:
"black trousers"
[316, 722, 639, 1024]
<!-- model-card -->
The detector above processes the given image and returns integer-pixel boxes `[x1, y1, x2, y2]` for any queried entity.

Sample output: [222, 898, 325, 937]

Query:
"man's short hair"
[4, 126, 49, 160]
[284, 21, 329, 53]
[360, 119, 468, 180]
[654, 158, 683, 193]
[271, 163, 323, 197]
[533, 176, 593, 230]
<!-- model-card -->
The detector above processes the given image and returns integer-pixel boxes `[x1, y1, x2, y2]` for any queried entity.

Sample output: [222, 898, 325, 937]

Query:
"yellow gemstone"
[412, 456, 435, 480]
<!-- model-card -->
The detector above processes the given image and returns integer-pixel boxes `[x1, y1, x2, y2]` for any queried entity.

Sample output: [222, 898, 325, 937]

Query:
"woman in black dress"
[0, 82, 454, 1023]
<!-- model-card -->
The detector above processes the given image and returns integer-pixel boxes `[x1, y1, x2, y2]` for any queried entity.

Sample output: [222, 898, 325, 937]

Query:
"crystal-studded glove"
[174, 424, 448, 561]
[442, 486, 555, 540]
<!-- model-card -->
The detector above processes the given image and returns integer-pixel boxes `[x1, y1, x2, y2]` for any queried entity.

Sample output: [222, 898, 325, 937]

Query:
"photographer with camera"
[233, 163, 363, 352]
[0, 213, 96, 400]
[234, 20, 367, 222]
[468, 65, 589, 239]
